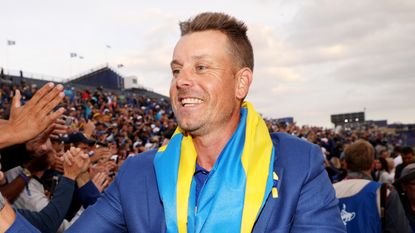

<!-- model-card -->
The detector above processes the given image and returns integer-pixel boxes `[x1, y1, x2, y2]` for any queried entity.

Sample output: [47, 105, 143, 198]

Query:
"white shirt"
[394, 155, 403, 167]
[5, 166, 49, 211]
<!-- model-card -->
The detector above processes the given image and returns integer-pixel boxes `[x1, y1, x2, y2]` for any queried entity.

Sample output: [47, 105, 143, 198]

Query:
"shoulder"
[111, 149, 160, 199]
[271, 132, 314, 149]
[270, 132, 326, 185]
[270, 132, 321, 158]
[124, 149, 157, 165]
[333, 179, 373, 198]
[117, 149, 157, 177]
[271, 132, 323, 168]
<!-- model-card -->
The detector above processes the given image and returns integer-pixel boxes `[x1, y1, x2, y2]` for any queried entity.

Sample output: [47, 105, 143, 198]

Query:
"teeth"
[181, 98, 203, 106]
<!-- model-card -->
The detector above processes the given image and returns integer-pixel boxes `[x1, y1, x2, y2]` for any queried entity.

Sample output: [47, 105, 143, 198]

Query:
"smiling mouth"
[179, 97, 204, 107]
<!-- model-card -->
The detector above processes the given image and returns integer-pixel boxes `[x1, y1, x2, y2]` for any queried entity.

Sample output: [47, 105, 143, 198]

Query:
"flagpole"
[5, 40, 16, 74]
[105, 45, 107, 65]
[70, 52, 77, 79]
[70, 53, 73, 78]
[5, 41, 9, 74]
[105, 44, 111, 67]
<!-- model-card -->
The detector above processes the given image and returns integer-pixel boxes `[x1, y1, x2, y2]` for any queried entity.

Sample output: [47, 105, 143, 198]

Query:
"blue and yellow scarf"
[154, 102, 274, 233]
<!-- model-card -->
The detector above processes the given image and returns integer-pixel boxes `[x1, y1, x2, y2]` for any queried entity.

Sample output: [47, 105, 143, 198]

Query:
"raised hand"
[63, 147, 90, 180]
[91, 172, 110, 192]
[0, 83, 65, 149]
[83, 120, 96, 139]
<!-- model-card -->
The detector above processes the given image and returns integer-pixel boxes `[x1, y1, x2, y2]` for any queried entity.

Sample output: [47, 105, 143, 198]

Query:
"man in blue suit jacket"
[1, 12, 345, 233]
[63, 133, 345, 233]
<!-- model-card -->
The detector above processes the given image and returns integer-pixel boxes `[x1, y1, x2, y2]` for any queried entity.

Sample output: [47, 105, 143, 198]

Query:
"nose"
[175, 67, 194, 88]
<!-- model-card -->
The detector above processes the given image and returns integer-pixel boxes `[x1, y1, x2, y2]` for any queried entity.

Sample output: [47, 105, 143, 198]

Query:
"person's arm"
[75, 172, 90, 189]
[77, 179, 101, 208]
[0, 175, 28, 203]
[76, 171, 108, 209]
[17, 176, 75, 233]
[291, 144, 346, 233]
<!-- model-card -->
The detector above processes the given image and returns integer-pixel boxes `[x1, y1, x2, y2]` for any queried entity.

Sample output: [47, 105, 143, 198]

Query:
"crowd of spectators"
[265, 119, 409, 181]
[265, 118, 415, 231]
[0, 79, 414, 232]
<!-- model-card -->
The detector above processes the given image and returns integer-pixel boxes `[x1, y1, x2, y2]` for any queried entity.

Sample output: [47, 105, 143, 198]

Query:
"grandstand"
[66, 65, 124, 90]
[0, 65, 168, 100]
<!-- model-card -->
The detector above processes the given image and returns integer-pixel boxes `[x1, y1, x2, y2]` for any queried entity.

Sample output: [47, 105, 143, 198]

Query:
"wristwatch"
[22, 168, 32, 178]
[0, 192, 5, 211]
[19, 168, 32, 185]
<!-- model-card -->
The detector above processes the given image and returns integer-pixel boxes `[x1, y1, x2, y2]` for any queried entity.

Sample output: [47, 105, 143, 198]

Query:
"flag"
[70, 52, 77, 58]
[7, 40, 16, 46]
[117, 64, 124, 68]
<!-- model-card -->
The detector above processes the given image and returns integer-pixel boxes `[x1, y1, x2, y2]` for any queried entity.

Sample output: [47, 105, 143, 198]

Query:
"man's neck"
[346, 170, 373, 180]
[193, 111, 241, 171]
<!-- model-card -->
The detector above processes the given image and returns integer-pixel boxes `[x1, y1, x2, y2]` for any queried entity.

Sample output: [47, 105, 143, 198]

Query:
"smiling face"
[169, 30, 243, 137]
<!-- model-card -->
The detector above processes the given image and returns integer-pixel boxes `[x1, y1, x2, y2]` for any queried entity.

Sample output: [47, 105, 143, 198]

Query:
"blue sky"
[1, 0, 414, 127]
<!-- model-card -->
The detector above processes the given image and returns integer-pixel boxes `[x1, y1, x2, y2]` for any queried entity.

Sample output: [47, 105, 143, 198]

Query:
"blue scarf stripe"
[188, 109, 248, 232]
[154, 134, 183, 233]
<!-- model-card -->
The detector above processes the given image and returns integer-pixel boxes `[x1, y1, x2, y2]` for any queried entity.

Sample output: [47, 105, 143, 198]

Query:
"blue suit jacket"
[7, 133, 345, 233]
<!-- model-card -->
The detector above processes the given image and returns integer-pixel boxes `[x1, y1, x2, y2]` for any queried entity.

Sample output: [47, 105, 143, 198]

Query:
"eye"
[195, 65, 207, 72]
[171, 68, 180, 77]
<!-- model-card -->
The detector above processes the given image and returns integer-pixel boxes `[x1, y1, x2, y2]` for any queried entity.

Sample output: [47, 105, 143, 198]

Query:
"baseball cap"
[62, 132, 96, 146]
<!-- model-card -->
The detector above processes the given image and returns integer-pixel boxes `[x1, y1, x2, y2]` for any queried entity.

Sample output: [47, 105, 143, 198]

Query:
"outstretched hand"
[2, 83, 65, 148]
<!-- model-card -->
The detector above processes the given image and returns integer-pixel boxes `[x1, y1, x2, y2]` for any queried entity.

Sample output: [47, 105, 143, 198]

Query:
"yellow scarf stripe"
[158, 145, 167, 152]
[240, 102, 273, 233]
[177, 133, 197, 233]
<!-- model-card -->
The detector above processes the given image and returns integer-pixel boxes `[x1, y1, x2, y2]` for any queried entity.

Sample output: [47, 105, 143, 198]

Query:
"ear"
[235, 68, 253, 100]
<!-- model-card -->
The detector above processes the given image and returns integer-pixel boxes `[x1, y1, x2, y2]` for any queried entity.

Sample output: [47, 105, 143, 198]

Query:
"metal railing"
[0, 67, 63, 82]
